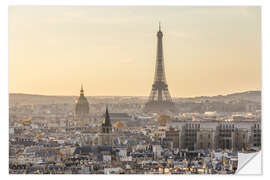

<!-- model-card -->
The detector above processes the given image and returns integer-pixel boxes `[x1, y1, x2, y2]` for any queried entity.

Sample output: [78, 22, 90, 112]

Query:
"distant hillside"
[9, 93, 77, 105]
[9, 93, 146, 105]
[175, 91, 261, 103]
[9, 90, 261, 105]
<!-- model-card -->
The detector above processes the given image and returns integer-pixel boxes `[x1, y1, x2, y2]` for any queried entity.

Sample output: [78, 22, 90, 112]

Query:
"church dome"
[75, 85, 89, 116]
[113, 121, 127, 129]
[157, 114, 170, 125]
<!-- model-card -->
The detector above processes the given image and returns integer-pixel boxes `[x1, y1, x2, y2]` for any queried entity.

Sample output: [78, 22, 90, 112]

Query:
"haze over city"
[8, 6, 262, 175]
[9, 6, 261, 97]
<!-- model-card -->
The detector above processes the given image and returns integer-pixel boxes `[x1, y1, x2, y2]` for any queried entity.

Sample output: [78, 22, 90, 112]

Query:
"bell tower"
[99, 106, 113, 146]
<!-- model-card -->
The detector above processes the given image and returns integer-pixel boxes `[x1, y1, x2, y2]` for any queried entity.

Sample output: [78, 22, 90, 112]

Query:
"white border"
[3, 0, 266, 6]
[1, 0, 269, 180]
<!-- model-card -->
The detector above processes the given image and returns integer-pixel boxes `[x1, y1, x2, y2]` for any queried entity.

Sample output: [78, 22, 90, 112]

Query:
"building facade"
[172, 121, 261, 151]
[250, 123, 261, 148]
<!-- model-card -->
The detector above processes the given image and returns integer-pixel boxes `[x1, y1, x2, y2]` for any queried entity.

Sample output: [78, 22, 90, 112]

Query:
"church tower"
[102, 107, 112, 133]
[99, 107, 113, 146]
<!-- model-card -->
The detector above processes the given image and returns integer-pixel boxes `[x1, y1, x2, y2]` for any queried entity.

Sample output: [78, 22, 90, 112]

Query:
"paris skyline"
[9, 6, 261, 97]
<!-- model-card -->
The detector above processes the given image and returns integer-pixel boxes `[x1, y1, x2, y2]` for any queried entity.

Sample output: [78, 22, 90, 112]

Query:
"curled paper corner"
[236, 151, 261, 175]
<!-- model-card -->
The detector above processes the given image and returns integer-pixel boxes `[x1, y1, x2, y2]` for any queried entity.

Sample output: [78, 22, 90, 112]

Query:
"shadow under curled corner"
[236, 151, 261, 175]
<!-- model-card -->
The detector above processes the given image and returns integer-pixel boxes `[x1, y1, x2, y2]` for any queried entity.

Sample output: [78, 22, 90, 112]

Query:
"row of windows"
[184, 124, 200, 128]
[218, 124, 235, 129]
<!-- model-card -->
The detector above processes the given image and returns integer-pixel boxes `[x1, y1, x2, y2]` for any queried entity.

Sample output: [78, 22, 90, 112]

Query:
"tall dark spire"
[159, 21, 161, 31]
[103, 106, 112, 127]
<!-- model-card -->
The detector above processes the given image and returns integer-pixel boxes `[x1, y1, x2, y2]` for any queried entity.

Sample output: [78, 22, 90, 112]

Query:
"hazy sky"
[9, 6, 261, 97]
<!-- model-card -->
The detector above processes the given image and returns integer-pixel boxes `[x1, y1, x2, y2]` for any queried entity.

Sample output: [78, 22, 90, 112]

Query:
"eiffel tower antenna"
[144, 23, 176, 113]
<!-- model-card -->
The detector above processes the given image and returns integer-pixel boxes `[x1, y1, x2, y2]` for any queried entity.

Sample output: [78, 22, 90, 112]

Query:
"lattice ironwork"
[144, 24, 176, 113]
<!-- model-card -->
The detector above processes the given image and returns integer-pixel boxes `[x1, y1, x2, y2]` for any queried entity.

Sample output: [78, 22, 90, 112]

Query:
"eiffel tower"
[144, 23, 177, 113]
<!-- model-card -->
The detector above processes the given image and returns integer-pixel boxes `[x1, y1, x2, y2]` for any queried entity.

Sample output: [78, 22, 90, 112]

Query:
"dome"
[113, 121, 127, 128]
[21, 119, 31, 124]
[75, 85, 89, 116]
[157, 114, 170, 125]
